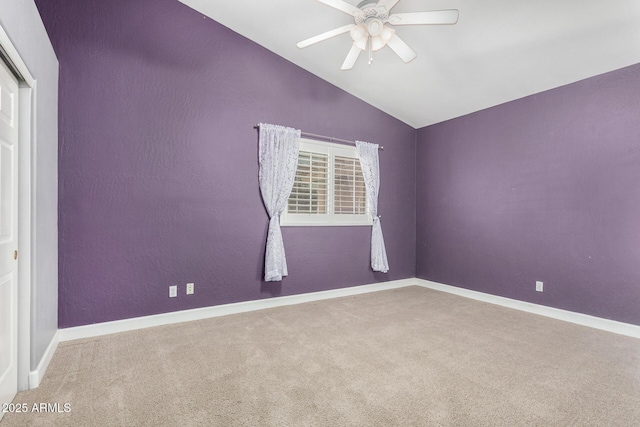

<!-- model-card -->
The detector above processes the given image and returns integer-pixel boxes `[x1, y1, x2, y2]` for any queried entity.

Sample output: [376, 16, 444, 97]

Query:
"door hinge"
[14, 250, 17, 260]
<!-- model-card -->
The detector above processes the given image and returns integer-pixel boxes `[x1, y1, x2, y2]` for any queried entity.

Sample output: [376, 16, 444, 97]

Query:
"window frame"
[281, 138, 372, 227]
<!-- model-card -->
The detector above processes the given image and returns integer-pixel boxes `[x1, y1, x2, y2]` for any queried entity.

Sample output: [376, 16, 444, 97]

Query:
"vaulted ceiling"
[179, 0, 640, 128]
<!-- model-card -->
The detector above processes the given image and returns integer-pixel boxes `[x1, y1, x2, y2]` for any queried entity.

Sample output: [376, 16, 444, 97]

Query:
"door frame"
[0, 23, 36, 392]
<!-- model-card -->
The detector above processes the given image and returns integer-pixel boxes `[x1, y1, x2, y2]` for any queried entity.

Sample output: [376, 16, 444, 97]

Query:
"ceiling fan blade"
[376, 0, 401, 13]
[317, 0, 361, 16]
[341, 44, 362, 70]
[386, 34, 417, 63]
[297, 24, 356, 48]
[388, 10, 459, 26]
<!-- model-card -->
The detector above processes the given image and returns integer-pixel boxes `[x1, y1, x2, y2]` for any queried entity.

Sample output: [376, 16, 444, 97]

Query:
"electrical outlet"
[186, 282, 194, 295]
[169, 285, 177, 298]
[536, 281, 543, 292]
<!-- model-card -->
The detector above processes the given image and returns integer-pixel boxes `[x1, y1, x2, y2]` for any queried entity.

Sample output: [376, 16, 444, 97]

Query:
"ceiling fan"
[297, 0, 459, 70]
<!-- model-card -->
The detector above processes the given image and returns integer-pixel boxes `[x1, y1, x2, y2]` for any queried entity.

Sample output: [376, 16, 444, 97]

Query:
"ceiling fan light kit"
[297, 0, 459, 70]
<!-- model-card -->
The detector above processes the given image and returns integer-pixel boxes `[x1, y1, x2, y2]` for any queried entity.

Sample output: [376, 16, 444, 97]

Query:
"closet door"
[0, 56, 20, 418]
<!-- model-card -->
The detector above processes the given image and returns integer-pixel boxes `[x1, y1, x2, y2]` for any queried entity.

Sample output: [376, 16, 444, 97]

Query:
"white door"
[0, 57, 19, 420]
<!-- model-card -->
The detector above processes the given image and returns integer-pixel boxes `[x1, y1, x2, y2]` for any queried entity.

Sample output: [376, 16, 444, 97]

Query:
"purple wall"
[39, 0, 639, 329]
[36, 0, 416, 328]
[416, 63, 640, 326]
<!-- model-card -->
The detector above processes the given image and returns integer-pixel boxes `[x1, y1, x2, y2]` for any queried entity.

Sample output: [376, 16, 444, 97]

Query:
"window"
[282, 139, 371, 226]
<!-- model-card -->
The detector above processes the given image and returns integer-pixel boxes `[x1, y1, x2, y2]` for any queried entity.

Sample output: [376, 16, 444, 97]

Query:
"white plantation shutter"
[334, 156, 367, 215]
[281, 139, 371, 226]
[288, 151, 328, 214]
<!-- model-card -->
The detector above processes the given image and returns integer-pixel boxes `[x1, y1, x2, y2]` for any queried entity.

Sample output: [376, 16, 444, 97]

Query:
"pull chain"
[368, 36, 373, 66]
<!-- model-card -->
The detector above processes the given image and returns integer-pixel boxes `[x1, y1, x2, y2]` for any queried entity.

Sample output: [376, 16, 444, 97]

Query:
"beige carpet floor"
[3, 286, 640, 426]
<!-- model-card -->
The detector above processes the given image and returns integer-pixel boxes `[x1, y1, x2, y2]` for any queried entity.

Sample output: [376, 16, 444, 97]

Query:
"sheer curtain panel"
[356, 141, 389, 273]
[258, 123, 301, 281]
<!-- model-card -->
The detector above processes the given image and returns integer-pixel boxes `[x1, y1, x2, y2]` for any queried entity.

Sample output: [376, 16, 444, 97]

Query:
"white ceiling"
[178, 0, 640, 128]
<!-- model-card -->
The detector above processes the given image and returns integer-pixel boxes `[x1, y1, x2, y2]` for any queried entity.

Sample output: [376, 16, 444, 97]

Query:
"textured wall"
[416, 63, 640, 326]
[0, 1, 58, 371]
[36, 0, 416, 328]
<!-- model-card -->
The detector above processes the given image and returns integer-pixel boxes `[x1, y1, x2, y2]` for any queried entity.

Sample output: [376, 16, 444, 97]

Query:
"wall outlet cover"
[536, 281, 544, 292]
[169, 285, 178, 298]
[186, 282, 194, 295]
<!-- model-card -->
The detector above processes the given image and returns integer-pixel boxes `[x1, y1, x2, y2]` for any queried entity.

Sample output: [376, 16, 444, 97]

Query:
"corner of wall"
[412, 127, 419, 277]
[28, 330, 58, 389]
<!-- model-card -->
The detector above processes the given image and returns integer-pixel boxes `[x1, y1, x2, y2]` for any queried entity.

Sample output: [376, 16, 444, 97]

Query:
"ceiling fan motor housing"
[356, 0, 379, 10]
[354, 3, 389, 24]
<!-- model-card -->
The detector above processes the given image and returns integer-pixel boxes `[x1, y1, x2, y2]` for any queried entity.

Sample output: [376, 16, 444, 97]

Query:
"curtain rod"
[254, 125, 383, 150]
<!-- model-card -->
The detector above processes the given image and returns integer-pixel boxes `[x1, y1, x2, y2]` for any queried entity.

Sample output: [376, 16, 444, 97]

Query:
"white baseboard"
[58, 278, 416, 342]
[28, 330, 59, 389]
[57, 277, 640, 344]
[415, 279, 640, 339]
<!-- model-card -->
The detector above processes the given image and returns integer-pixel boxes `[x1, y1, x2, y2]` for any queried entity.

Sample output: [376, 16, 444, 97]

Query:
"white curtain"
[258, 123, 301, 281]
[356, 141, 389, 273]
